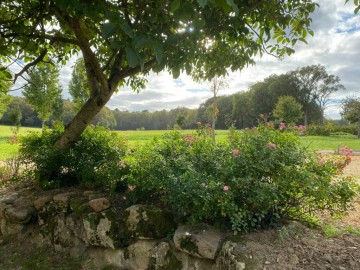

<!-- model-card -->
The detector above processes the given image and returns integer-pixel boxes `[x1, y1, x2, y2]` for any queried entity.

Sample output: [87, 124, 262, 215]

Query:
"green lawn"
[300, 135, 360, 151]
[0, 125, 41, 160]
[1, 125, 359, 160]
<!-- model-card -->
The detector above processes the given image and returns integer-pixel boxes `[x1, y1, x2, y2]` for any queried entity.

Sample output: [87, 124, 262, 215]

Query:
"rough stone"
[52, 192, 76, 213]
[89, 197, 111, 212]
[33, 196, 52, 211]
[174, 224, 226, 260]
[215, 241, 247, 270]
[149, 241, 182, 270]
[0, 219, 24, 235]
[125, 204, 175, 239]
[4, 205, 35, 224]
[0, 193, 18, 204]
[83, 209, 125, 249]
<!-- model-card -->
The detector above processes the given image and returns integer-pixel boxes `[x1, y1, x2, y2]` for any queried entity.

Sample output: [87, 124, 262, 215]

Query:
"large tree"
[290, 64, 344, 125]
[22, 64, 62, 130]
[1, 0, 318, 149]
[341, 97, 360, 138]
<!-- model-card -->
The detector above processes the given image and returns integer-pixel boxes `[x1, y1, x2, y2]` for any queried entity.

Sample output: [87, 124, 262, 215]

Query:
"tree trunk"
[304, 113, 308, 126]
[54, 90, 112, 150]
[211, 114, 216, 144]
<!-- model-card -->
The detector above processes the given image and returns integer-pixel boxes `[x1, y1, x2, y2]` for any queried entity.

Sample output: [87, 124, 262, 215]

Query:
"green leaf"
[119, 19, 134, 38]
[152, 42, 163, 63]
[133, 35, 149, 49]
[197, 0, 208, 8]
[299, 37, 308, 44]
[170, 0, 181, 12]
[226, 0, 239, 15]
[308, 29, 314, 37]
[355, 6, 360, 14]
[172, 68, 180, 79]
[125, 47, 139, 67]
[102, 23, 117, 39]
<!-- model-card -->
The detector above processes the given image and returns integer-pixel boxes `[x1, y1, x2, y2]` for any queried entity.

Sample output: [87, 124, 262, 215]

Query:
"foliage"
[273, 96, 303, 124]
[0, 0, 318, 149]
[0, 65, 12, 119]
[68, 58, 90, 110]
[306, 123, 333, 136]
[124, 123, 358, 232]
[341, 97, 360, 137]
[20, 125, 128, 189]
[290, 64, 345, 125]
[22, 64, 62, 129]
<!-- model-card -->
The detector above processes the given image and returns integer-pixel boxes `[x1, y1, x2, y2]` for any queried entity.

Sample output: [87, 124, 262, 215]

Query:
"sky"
[10, 0, 360, 119]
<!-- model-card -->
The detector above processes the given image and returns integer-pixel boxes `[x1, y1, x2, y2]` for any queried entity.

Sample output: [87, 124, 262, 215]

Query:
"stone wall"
[0, 187, 247, 270]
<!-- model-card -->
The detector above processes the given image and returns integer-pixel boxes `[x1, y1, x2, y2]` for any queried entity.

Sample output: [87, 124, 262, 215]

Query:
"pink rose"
[232, 149, 239, 155]
[223, 186, 229, 191]
[267, 142, 276, 149]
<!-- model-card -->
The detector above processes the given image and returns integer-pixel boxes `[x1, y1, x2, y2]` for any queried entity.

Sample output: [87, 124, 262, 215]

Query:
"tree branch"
[13, 48, 48, 83]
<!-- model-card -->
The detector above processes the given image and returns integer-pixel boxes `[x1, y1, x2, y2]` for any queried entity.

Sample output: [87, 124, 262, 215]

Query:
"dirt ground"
[0, 157, 359, 269]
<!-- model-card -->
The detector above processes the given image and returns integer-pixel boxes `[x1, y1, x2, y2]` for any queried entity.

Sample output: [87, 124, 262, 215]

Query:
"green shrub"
[20, 125, 128, 189]
[306, 123, 333, 136]
[331, 124, 358, 136]
[126, 124, 358, 232]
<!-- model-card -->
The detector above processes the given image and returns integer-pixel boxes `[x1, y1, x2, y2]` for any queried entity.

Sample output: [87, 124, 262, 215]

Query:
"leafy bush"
[331, 124, 358, 136]
[126, 124, 358, 232]
[306, 123, 333, 136]
[20, 125, 128, 189]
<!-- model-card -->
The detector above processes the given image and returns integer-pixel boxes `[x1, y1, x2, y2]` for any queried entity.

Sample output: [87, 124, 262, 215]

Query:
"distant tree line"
[1, 64, 355, 131]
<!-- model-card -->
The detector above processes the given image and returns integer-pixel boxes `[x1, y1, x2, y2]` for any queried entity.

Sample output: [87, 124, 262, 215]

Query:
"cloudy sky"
[11, 0, 360, 119]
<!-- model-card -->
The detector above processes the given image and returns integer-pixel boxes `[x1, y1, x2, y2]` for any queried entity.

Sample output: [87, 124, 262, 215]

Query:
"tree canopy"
[1, 0, 318, 149]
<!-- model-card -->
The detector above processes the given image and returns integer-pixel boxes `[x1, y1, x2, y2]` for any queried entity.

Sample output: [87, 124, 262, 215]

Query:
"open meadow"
[1, 125, 360, 160]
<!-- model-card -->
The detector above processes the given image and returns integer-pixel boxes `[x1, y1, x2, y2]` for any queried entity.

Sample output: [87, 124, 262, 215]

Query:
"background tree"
[273, 96, 303, 124]
[1, 0, 318, 150]
[7, 105, 22, 136]
[22, 64, 62, 130]
[208, 76, 228, 142]
[175, 112, 186, 129]
[341, 97, 360, 138]
[68, 58, 90, 110]
[290, 64, 344, 125]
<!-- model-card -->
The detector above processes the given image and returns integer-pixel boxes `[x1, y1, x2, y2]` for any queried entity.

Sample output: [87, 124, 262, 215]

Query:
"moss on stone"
[179, 235, 199, 256]
[128, 205, 176, 239]
[70, 197, 92, 217]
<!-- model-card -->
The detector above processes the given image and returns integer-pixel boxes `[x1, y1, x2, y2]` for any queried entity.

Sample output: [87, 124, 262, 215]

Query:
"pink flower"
[223, 186, 229, 191]
[196, 121, 202, 125]
[232, 149, 239, 155]
[279, 122, 286, 131]
[267, 142, 276, 149]
[3, 174, 11, 181]
[128, 185, 136, 191]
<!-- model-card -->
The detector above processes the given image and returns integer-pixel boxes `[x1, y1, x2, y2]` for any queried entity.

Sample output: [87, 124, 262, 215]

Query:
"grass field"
[1, 125, 360, 160]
